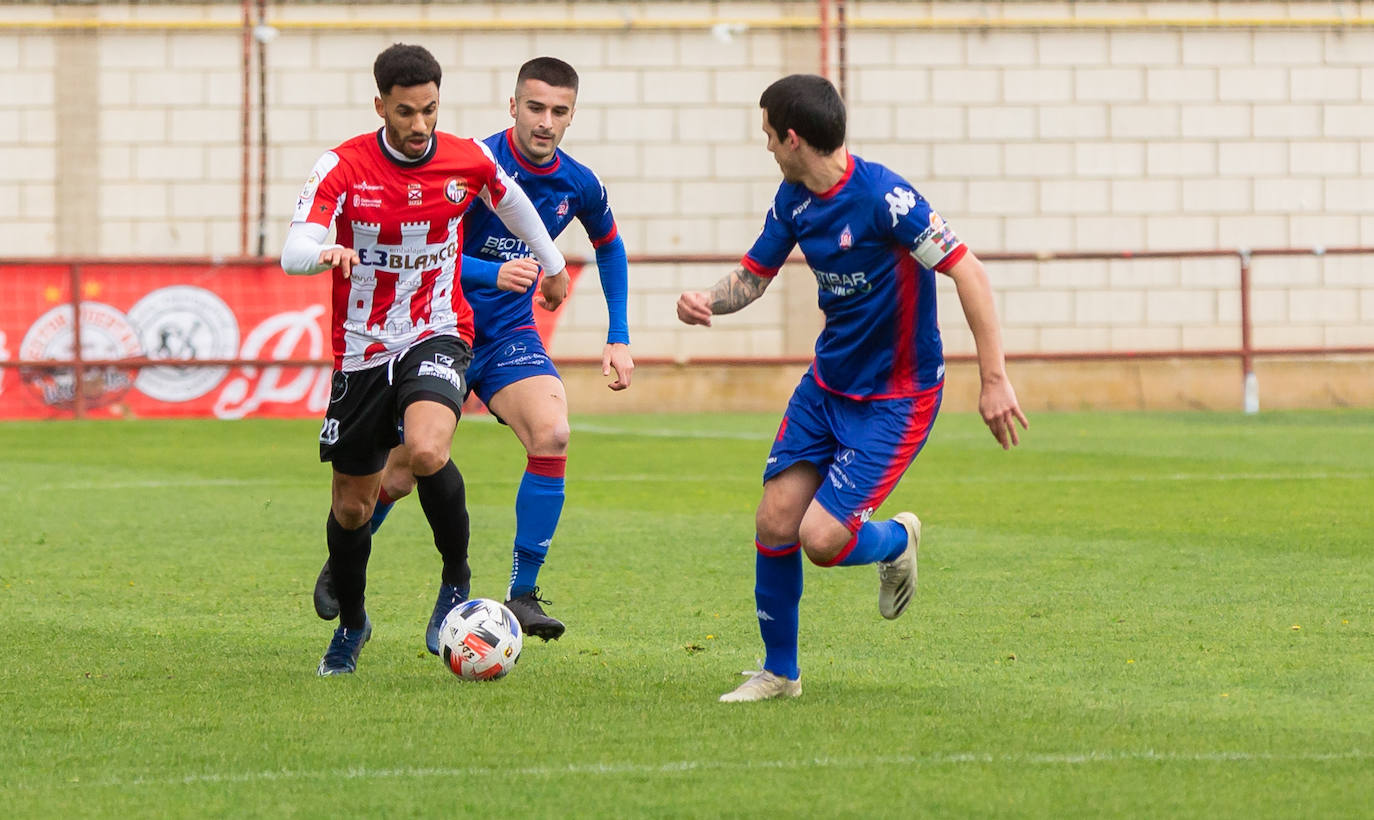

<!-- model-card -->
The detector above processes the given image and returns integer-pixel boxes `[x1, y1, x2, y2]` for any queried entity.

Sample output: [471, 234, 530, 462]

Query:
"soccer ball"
[437, 598, 523, 681]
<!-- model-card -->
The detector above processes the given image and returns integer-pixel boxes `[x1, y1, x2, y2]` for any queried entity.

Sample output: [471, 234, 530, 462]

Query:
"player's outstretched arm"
[280, 221, 359, 278]
[676, 266, 772, 327]
[941, 251, 1029, 449]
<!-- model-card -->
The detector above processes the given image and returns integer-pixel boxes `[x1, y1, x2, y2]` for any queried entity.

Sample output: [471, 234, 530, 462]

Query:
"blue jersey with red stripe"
[461, 128, 620, 347]
[742, 153, 967, 400]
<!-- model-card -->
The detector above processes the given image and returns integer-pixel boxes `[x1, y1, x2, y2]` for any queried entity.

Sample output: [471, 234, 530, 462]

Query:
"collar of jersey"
[505, 128, 560, 175]
[815, 152, 856, 200]
[375, 128, 437, 168]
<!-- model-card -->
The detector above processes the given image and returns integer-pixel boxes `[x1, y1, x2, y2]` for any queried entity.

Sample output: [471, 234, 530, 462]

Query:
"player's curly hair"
[759, 74, 845, 153]
[374, 43, 443, 95]
[517, 56, 579, 94]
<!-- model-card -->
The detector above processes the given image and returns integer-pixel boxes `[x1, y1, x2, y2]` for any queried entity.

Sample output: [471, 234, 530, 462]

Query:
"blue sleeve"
[594, 234, 630, 345]
[741, 196, 795, 277]
[880, 174, 966, 271]
[460, 254, 501, 289]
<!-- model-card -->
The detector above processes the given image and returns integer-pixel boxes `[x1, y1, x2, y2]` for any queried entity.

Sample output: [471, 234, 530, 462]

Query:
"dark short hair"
[516, 56, 579, 95]
[759, 74, 845, 153]
[373, 43, 443, 95]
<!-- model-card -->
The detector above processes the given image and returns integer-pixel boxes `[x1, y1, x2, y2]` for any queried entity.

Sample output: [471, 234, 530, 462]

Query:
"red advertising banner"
[0, 260, 583, 420]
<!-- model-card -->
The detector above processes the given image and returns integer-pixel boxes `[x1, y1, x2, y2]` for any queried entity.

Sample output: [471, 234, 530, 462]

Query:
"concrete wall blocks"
[2, 3, 1368, 365]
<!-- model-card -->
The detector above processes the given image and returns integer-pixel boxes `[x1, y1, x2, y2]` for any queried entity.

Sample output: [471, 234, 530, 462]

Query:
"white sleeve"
[280, 221, 340, 276]
[484, 170, 567, 275]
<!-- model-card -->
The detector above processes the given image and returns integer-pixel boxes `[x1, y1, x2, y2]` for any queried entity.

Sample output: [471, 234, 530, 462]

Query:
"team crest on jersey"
[555, 197, 570, 218]
[444, 177, 467, 206]
[839, 224, 853, 250]
[408, 183, 423, 206]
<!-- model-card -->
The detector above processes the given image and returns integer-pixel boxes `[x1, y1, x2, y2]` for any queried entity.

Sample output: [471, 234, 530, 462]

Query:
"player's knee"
[527, 419, 570, 455]
[406, 439, 451, 477]
[381, 471, 416, 500]
[755, 507, 799, 547]
[332, 498, 373, 530]
[798, 521, 848, 565]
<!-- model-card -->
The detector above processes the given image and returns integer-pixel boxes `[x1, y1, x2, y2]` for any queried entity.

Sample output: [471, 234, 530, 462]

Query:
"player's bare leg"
[720, 465, 819, 702]
[487, 374, 570, 640]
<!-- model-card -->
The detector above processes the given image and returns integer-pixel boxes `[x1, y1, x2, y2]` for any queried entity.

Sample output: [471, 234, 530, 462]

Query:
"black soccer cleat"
[313, 558, 340, 621]
[504, 588, 565, 642]
[317, 616, 372, 676]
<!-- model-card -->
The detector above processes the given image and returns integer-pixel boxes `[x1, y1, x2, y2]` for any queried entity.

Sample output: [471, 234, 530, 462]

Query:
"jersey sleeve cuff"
[741, 255, 780, 278]
[590, 224, 620, 249]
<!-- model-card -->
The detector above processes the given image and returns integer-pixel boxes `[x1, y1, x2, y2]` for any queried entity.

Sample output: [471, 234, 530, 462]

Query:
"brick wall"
[1, 0, 1371, 367]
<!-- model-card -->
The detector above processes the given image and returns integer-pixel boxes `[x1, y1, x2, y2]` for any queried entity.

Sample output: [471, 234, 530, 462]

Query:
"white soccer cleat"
[877, 512, 920, 620]
[718, 668, 802, 703]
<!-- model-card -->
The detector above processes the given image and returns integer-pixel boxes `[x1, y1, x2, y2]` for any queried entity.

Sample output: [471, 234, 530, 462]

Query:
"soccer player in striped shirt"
[677, 75, 1029, 702]
[281, 44, 569, 676]
[313, 57, 633, 642]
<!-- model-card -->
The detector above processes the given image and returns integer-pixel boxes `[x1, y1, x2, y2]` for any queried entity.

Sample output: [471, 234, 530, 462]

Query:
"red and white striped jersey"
[292, 129, 511, 371]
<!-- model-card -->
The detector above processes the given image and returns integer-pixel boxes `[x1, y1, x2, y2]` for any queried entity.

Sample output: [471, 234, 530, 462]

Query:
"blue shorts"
[764, 369, 942, 532]
[466, 327, 561, 405]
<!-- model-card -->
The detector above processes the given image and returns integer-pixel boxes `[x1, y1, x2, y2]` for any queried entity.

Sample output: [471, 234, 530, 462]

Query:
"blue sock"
[369, 500, 394, 534]
[755, 539, 803, 680]
[508, 456, 566, 598]
[369, 487, 398, 534]
[832, 519, 908, 566]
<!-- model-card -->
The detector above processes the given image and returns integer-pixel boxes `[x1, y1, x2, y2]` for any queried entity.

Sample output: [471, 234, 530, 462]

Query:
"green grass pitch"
[2, 409, 1371, 817]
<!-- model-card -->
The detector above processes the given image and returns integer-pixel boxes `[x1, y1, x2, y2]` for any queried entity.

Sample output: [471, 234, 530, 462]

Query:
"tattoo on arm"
[708, 267, 771, 315]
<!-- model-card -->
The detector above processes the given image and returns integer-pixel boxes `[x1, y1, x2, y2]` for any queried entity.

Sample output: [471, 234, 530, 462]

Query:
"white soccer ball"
[438, 598, 523, 681]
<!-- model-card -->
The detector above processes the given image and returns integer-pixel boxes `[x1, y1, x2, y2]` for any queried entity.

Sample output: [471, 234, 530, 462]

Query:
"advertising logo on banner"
[0, 262, 334, 420]
[128, 285, 241, 402]
[0, 260, 583, 420]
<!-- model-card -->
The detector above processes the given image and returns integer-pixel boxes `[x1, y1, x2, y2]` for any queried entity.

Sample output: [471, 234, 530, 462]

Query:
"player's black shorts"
[318, 335, 473, 476]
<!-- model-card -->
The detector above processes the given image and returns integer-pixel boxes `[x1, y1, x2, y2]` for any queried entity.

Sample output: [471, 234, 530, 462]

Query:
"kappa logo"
[791, 198, 812, 219]
[756, 609, 775, 622]
[885, 186, 918, 227]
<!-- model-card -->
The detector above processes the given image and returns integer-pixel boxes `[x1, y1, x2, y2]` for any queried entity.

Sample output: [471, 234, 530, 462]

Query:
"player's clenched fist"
[496, 257, 541, 294]
[536, 268, 569, 310]
[676, 291, 713, 326]
[319, 246, 361, 278]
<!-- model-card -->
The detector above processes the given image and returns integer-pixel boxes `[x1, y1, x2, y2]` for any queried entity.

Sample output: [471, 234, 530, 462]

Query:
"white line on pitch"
[6, 469, 1369, 493]
[62, 748, 1371, 789]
